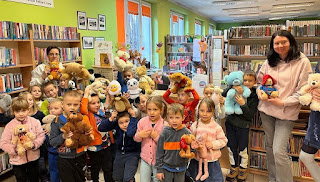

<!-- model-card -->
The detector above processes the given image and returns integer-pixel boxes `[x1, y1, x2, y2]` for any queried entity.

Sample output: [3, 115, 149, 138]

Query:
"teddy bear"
[168, 72, 193, 94]
[299, 73, 320, 111]
[179, 134, 195, 159]
[108, 80, 131, 112]
[260, 74, 278, 101]
[127, 78, 142, 104]
[0, 94, 12, 112]
[11, 124, 35, 155]
[114, 50, 133, 72]
[46, 61, 61, 81]
[60, 62, 93, 81]
[211, 86, 223, 114]
[135, 66, 155, 95]
[87, 81, 107, 102]
[42, 115, 56, 135]
[60, 112, 94, 149]
[224, 71, 251, 115]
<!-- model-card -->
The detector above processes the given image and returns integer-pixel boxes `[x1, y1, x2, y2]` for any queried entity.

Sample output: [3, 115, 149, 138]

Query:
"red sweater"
[163, 89, 200, 129]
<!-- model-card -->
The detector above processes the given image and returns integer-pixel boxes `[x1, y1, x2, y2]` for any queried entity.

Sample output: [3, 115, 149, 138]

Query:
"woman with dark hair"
[30, 46, 64, 86]
[257, 30, 312, 182]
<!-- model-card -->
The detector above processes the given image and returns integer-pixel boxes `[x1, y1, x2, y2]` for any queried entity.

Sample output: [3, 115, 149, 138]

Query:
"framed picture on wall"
[77, 11, 87, 30]
[95, 37, 105, 42]
[98, 14, 106, 31]
[82, 36, 94, 49]
[88, 18, 98, 30]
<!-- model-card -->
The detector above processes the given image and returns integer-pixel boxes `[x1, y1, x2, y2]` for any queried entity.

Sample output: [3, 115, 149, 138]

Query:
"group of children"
[0, 56, 259, 182]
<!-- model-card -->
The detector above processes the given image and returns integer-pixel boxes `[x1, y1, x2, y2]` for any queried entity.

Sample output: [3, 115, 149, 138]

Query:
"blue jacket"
[98, 116, 140, 153]
[117, 72, 128, 93]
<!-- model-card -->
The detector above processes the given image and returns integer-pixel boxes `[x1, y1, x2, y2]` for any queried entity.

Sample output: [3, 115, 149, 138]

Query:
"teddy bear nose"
[312, 82, 316, 85]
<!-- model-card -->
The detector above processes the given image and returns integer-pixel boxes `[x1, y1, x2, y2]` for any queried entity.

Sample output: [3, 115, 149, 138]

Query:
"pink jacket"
[0, 116, 45, 165]
[190, 119, 228, 161]
[134, 116, 165, 166]
[257, 53, 312, 120]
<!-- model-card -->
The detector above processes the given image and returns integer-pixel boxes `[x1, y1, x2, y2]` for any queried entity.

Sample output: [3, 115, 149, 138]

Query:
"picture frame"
[82, 36, 94, 49]
[98, 14, 106, 31]
[77, 11, 87, 30]
[95, 37, 105, 42]
[87, 18, 98, 31]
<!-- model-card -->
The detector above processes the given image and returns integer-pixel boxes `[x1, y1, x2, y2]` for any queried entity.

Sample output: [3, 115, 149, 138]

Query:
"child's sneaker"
[226, 167, 239, 182]
[237, 168, 247, 182]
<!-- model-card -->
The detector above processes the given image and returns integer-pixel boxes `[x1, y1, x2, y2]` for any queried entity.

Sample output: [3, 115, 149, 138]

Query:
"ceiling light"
[212, 0, 256, 6]
[271, 10, 305, 15]
[223, 7, 259, 12]
[272, 2, 314, 9]
[269, 15, 297, 20]
[229, 13, 260, 17]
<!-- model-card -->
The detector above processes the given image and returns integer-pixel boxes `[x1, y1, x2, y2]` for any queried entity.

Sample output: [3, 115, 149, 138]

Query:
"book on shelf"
[250, 151, 267, 170]
[250, 131, 265, 150]
[0, 73, 23, 93]
[30, 24, 79, 40]
[0, 152, 12, 173]
[34, 47, 81, 65]
[229, 25, 283, 39]
[287, 20, 320, 37]
[298, 43, 320, 57]
[229, 44, 268, 56]
[0, 47, 17, 67]
[251, 60, 265, 75]
[0, 21, 29, 40]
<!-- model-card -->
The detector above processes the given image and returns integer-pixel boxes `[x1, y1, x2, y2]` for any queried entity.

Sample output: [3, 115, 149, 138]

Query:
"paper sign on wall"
[192, 74, 208, 97]
[95, 41, 113, 67]
[5, 0, 54, 8]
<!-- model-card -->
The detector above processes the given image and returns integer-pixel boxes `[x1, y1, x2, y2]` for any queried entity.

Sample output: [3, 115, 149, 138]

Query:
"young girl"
[29, 85, 43, 109]
[136, 93, 149, 121]
[188, 98, 227, 182]
[0, 98, 45, 182]
[134, 96, 167, 182]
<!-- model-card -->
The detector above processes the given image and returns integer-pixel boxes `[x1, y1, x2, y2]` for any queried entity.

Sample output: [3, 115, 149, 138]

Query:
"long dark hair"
[267, 30, 300, 67]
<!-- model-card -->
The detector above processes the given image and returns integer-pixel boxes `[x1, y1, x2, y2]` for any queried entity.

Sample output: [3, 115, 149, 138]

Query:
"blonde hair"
[203, 84, 215, 91]
[11, 97, 29, 113]
[167, 103, 184, 117]
[146, 96, 167, 118]
[63, 90, 81, 101]
[19, 92, 38, 113]
[49, 98, 63, 105]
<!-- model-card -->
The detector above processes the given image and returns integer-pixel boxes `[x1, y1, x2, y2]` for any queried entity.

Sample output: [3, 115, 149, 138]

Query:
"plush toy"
[211, 86, 223, 114]
[47, 61, 61, 80]
[108, 80, 131, 112]
[42, 114, 56, 135]
[68, 80, 76, 90]
[224, 71, 251, 115]
[87, 81, 107, 102]
[11, 124, 35, 155]
[168, 72, 193, 94]
[135, 66, 155, 95]
[114, 50, 133, 72]
[127, 78, 142, 104]
[60, 62, 93, 81]
[0, 94, 12, 112]
[299, 73, 320, 111]
[260, 74, 278, 101]
[60, 112, 94, 149]
[179, 134, 195, 159]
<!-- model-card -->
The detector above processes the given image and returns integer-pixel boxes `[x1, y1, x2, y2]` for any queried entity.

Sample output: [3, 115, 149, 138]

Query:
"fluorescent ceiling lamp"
[229, 13, 260, 17]
[271, 10, 305, 15]
[223, 6, 259, 12]
[269, 15, 297, 20]
[272, 2, 314, 9]
[212, 0, 256, 6]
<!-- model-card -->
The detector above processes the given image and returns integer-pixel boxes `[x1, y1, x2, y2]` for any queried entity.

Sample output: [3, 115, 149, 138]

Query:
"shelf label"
[5, 0, 54, 8]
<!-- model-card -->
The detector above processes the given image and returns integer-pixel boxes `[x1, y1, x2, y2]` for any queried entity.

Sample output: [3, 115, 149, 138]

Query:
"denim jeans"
[113, 151, 139, 182]
[140, 159, 159, 182]
[304, 111, 320, 149]
[187, 159, 223, 182]
[260, 112, 294, 182]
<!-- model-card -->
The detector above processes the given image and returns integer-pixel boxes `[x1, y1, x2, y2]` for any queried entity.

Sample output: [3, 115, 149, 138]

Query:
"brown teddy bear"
[11, 124, 35, 155]
[60, 112, 94, 149]
[60, 62, 92, 81]
[168, 72, 193, 94]
[135, 65, 155, 95]
[42, 115, 57, 135]
[108, 80, 132, 112]
[46, 61, 61, 81]
[179, 134, 195, 159]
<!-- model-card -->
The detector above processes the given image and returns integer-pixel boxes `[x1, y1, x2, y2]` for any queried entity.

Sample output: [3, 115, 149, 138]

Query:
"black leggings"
[302, 143, 318, 154]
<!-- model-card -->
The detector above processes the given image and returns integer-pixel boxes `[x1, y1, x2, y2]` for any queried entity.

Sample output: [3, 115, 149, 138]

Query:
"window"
[195, 20, 202, 35]
[170, 12, 184, 36]
[209, 25, 214, 35]
[126, 0, 152, 65]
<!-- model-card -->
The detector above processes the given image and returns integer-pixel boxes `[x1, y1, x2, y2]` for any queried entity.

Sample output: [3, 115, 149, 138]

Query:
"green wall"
[149, 0, 216, 68]
[0, 0, 118, 69]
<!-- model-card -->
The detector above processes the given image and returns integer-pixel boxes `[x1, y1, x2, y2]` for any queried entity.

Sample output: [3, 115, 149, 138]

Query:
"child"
[58, 76, 70, 97]
[134, 96, 167, 182]
[29, 85, 43, 109]
[118, 69, 134, 94]
[41, 81, 59, 115]
[163, 87, 199, 129]
[80, 88, 115, 182]
[136, 93, 149, 121]
[0, 94, 13, 124]
[202, 84, 225, 125]
[225, 70, 258, 182]
[188, 98, 227, 182]
[155, 103, 191, 182]
[49, 90, 90, 182]
[98, 109, 140, 182]
[0, 98, 45, 182]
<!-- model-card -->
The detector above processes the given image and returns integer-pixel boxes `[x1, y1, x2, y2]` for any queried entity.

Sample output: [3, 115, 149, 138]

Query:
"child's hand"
[109, 110, 118, 121]
[84, 86, 90, 98]
[138, 129, 152, 138]
[150, 129, 158, 139]
[62, 131, 73, 139]
[128, 108, 136, 118]
[191, 140, 199, 149]
[157, 173, 164, 181]
[233, 86, 243, 94]
[123, 92, 130, 99]
[206, 142, 213, 149]
[235, 95, 245, 106]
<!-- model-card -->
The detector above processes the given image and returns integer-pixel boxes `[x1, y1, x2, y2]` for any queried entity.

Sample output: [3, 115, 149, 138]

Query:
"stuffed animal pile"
[11, 124, 35, 155]
[168, 72, 193, 94]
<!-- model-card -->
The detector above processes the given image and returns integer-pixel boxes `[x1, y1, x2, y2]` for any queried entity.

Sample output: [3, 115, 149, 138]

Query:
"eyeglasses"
[48, 53, 60, 57]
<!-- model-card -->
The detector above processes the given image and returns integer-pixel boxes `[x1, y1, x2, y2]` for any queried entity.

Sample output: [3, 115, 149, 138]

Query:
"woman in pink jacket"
[257, 30, 312, 182]
[134, 96, 167, 182]
[0, 98, 45, 182]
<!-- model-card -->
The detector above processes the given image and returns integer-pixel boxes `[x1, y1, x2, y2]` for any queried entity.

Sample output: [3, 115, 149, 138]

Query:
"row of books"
[287, 20, 320, 37]
[250, 151, 267, 170]
[167, 44, 190, 53]
[0, 152, 11, 173]
[0, 73, 23, 93]
[32, 24, 79, 40]
[0, 47, 17, 67]
[0, 21, 29, 39]
[166, 35, 190, 43]
[250, 131, 265, 150]
[228, 60, 265, 73]
[298, 43, 320, 57]
[34, 47, 81, 65]
[229, 25, 283, 39]
[229, 44, 269, 56]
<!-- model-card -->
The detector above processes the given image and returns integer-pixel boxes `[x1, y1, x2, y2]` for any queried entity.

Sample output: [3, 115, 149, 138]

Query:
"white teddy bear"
[127, 78, 142, 104]
[299, 73, 320, 111]
[114, 50, 133, 72]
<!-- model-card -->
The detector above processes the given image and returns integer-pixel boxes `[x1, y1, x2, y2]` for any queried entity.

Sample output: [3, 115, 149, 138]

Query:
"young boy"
[41, 81, 59, 115]
[224, 70, 259, 182]
[49, 90, 91, 182]
[117, 69, 134, 94]
[163, 87, 199, 129]
[155, 103, 191, 182]
[58, 76, 70, 97]
[98, 109, 140, 182]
